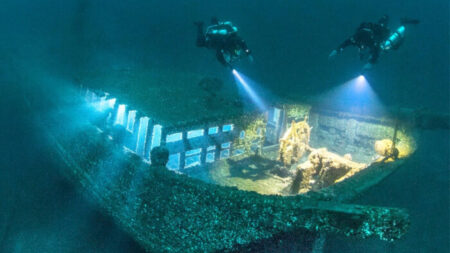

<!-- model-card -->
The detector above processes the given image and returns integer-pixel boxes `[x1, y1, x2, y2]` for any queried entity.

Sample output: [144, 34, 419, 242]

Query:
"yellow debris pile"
[277, 119, 414, 194]
[292, 148, 367, 194]
[374, 139, 399, 162]
[278, 118, 311, 167]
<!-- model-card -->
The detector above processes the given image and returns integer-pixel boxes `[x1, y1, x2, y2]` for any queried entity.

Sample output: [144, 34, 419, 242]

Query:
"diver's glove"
[328, 49, 338, 60]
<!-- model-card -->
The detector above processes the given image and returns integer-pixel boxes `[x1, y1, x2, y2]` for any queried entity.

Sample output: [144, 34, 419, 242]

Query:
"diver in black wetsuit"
[329, 15, 391, 69]
[329, 15, 419, 70]
[195, 17, 252, 68]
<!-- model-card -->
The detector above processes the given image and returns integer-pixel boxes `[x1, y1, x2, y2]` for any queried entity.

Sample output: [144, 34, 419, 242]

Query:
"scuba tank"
[381, 26, 405, 51]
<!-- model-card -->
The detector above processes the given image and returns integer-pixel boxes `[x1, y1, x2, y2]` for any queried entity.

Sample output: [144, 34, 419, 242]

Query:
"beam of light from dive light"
[355, 75, 367, 91]
[357, 75, 366, 83]
[232, 69, 266, 111]
[316, 75, 385, 116]
[92, 97, 116, 112]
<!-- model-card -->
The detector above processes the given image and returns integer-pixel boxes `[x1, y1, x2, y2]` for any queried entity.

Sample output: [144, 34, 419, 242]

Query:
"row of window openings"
[91, 96, 163, 143]
[134, 117, 163, 158]
[92, 96, 256, 136]
[135, 124, 250, 162]
[110, 104, 248, 165]
[91, 95, 235, 141]
[111, 105, 162, 156]
[112, 105, 259, 144]
[91, 98, 256, 169]
[99, 100, 243, 138]
[167, 145, 245, 171]
[165, 125, 238, 143]
[100, 99, 256, 141]
[96, 98, 222, 164]
[91, 99, 152, 158]
[112, 104, 136, 132]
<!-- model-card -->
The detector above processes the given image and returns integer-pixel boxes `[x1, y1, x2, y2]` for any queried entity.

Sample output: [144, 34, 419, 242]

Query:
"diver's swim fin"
[401, 18, 420, 25]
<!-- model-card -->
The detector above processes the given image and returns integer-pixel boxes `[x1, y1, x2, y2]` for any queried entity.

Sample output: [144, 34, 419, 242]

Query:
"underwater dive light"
[232, 69, 266, 111]
[355, 75, 367, 91]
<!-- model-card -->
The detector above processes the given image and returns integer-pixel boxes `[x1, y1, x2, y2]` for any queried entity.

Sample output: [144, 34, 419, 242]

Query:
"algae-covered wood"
[82, 68, 247, 127]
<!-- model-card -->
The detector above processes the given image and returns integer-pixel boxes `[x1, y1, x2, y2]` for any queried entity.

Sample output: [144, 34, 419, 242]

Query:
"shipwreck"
[41, 69, 448, 252]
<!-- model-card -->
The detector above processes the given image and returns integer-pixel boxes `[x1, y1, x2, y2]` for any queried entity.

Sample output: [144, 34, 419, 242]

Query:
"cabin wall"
[308, 110, 398, 163]
[84, 89, 266, 172]
[85, 88, 413, 168]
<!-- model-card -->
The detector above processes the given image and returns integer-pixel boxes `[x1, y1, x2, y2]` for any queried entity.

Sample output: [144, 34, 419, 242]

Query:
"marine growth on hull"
[48, 70, 422, 252]
[57, 73, 413, 252]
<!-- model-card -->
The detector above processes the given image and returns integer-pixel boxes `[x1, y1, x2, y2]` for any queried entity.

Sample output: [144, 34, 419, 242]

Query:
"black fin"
[401, 18, 420, 25]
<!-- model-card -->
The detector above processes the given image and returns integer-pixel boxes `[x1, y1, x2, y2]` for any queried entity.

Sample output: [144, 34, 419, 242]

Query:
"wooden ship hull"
[33, 69, 448, 252]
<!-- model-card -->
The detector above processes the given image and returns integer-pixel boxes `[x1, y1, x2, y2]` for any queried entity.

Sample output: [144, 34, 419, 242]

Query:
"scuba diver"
[195, 17, 253, 68]
[329, 15, 420, 70]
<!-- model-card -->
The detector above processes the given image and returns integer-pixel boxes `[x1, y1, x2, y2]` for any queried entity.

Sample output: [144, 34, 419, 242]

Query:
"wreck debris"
[77, 84, 419, 250]
[374, 139, 399, 162]
[278, 118, 311, 167]
[290, 169, 304, 194]
[212, 114, 414, 198]
[233, 115, 266, 155]
[279, 118, 370, 194]
[285, 103, 312, 122]
[293, 148, 367, 194]
[48, 124, 410, 252]
[278, 119, 369, 194]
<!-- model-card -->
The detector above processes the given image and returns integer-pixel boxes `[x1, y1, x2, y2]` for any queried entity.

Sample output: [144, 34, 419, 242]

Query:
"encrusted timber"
[52, 87, 411, 253]
[307, 160, 406, 203]
[283, 103, 312, 121]
[163, 120, 236, 165]
[311, 107, 450, 130]
[62, 127, 410, 244]
[46, 117, 409, 250]
[54, 122, 409, 244]
[310, 107, 396, 126]
[297, 200, 409, 242]
[163, 113, 266, 158]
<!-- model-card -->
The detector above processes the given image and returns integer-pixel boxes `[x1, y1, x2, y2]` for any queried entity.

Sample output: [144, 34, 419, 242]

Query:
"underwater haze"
[0, 0, 448, 110]
[0, 0, 448, 252]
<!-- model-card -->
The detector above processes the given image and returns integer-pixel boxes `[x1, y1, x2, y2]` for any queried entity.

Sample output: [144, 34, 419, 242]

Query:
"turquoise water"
[0, 1, 448, 252]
